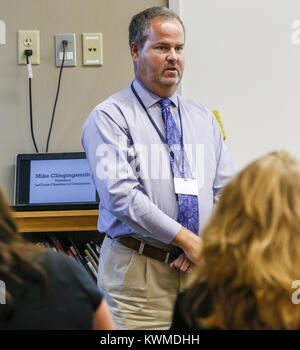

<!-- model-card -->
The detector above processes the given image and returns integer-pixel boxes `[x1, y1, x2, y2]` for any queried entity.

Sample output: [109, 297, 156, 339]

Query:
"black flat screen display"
[14, 152, 99, 210]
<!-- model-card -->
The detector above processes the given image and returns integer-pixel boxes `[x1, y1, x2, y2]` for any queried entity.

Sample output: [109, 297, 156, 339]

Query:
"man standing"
[82, 6, 235, 330]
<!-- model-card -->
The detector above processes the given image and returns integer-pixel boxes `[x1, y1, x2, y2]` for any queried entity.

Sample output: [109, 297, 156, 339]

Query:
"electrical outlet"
[55, 33, 76, 67]
[82, 33, 103, 66]
[18, 30, 40, 64]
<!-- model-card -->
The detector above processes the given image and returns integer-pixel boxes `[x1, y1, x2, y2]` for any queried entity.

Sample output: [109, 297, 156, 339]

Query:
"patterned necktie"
[159, 98, 199, 235]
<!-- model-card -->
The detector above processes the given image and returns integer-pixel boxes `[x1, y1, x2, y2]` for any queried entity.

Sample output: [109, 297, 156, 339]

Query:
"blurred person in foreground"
[0, 189, 114, 330]
[171, 151, 300, 330]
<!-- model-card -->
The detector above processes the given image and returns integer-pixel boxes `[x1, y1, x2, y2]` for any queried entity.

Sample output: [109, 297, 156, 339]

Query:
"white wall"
[170, 0, 300, 170]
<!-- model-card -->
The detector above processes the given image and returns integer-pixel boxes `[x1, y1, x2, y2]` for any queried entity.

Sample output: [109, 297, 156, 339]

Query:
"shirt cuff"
[138, 210, 182, 245]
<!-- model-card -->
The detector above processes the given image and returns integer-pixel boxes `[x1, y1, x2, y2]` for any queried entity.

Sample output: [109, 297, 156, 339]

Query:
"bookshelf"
[11, 209, 103, 281]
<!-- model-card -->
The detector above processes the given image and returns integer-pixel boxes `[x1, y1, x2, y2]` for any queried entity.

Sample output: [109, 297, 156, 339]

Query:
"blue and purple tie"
[159, 98, 199, 236]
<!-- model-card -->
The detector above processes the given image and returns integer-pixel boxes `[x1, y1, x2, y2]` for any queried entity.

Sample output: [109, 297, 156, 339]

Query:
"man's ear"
[130, 42, 139, 62]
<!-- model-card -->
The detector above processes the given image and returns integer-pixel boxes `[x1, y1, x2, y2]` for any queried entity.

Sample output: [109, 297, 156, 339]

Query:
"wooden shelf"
[12, 209, 99, 233]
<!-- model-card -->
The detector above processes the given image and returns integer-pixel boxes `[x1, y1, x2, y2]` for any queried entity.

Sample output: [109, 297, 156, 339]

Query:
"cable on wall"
[24, 49, 39, 153]
[46, 39, 68, 153]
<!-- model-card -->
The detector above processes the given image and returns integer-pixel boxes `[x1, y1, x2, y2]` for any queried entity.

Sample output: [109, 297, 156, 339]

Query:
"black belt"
[116, 236, 178, 264]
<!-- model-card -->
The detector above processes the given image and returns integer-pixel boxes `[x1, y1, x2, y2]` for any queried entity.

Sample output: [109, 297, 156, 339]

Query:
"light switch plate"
[55, 33, 76, 67]
[82, 33, 103, 66]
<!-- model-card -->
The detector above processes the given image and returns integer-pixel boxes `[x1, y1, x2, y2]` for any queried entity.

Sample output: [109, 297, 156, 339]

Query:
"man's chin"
[159, 77, 181, 87]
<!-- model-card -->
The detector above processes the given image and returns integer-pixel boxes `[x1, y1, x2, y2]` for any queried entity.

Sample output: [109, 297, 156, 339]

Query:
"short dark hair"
[129, 6, 185, 48]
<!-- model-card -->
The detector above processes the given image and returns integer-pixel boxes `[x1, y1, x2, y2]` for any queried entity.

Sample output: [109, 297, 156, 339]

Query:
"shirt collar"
[132, 77, 179, 109]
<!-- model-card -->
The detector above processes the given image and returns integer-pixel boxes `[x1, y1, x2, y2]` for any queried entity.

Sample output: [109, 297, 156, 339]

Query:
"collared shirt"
[82, 78, 235, 247]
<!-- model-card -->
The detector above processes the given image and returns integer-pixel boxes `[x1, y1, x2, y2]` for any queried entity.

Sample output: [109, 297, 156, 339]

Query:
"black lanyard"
[130, 82, 185, 177]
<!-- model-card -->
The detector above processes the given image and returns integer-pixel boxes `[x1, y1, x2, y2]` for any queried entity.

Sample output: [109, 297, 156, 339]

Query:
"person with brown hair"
[171, 151, 300, 330]
[0, 189, 114, 330]
[82, 6, 235, 329]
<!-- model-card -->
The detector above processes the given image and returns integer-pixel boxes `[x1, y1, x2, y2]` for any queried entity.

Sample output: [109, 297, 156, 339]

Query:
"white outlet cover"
[0, 20, 6, 45]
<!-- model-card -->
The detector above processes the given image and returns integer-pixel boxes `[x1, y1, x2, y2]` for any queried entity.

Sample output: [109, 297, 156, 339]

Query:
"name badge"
[174, 177, 198, 196]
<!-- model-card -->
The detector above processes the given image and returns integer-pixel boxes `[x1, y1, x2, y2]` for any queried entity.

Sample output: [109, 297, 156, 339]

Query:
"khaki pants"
[97, 236, 193, 330]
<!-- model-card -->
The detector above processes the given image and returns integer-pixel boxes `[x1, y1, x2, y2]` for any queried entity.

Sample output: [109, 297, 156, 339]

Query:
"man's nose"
[167, 48, 177, 62]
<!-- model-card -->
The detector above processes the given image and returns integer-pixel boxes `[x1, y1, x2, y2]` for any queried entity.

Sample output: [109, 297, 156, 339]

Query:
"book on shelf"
[55, 238, 65, 253]
[48, 236, 63, 253]
[34, 234, 102, 282]
[84, 255, 98, 279]
[68, 237, 87, 268]
[36, 241, 57, 252]
[49, 236, 101, 280]
[66, 249, 76, 260]
[84, 249, 98, 271]
[69, 245, 85, 268]
[86, 242, 99, 265]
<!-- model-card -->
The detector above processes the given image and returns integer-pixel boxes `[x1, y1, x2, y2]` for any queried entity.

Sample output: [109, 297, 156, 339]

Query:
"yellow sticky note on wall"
[212, 110, 226, 140]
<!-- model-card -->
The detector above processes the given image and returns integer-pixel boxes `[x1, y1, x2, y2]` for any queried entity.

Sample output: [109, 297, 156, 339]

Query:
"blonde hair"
[186, 151, 300, 329]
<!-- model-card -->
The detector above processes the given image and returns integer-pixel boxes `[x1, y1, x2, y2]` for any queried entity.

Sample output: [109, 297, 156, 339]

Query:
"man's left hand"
[170, 253, 193, 272]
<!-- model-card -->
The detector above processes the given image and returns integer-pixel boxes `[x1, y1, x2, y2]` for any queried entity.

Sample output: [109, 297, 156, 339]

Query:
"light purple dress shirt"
[82, 78, 235, 247]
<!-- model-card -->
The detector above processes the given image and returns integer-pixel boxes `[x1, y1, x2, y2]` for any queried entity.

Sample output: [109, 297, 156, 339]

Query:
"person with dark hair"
[171, 151, 300, 330]
[0, 189, 114, 330]
[82, 6, 235, 330]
